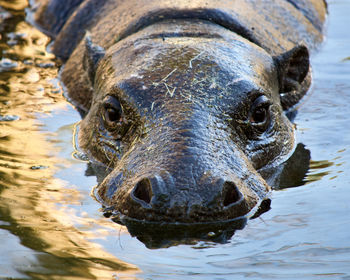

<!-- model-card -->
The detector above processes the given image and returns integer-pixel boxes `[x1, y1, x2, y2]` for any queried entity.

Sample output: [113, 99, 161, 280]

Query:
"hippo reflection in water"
[34, 0, 327, 225]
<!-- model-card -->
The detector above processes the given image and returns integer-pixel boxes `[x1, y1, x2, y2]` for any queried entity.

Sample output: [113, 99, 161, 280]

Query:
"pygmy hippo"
[34, 0, 327, 223]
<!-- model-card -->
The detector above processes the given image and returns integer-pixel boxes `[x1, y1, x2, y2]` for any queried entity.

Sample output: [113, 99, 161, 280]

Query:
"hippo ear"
[83, 32, 105, 85]
[274, 45, 310, 110]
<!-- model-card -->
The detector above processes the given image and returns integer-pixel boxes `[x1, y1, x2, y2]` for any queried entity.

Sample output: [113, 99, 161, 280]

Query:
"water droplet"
[0, 115, 20, 121]
[30, 165, 48, 170]
[207, 231, 216, 237]
[23, 59, 34, 65]
[37, 61, 55, 68]
[25, 69, 40, 83]
[0, 58, 18, 72]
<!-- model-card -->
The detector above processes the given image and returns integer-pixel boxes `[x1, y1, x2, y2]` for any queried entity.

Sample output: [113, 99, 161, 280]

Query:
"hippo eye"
[249, 96, 272, 129]
[102, 96, 123, 127]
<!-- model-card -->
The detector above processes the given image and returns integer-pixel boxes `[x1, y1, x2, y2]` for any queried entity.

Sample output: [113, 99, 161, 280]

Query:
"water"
[0, 0, 349, 279]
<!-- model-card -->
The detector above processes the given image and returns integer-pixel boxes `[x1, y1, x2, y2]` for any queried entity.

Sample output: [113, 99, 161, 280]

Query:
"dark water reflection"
[0, 0, 350, 279]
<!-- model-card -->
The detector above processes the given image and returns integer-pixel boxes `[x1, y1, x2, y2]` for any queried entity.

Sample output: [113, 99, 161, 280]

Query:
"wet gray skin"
[79, 20, 304, 223]
[33, 0, 326, 224]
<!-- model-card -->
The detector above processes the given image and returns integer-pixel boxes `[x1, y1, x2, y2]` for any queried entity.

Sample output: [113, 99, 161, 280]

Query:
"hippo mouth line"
[107, 208, 249, 226]
[99, 195, 271, 226]
[112, 212, 249, 248]
[117, 7, 259, 47]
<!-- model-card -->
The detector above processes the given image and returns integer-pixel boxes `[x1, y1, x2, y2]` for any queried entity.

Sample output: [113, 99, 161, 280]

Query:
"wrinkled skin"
[34, 0, 327, 224]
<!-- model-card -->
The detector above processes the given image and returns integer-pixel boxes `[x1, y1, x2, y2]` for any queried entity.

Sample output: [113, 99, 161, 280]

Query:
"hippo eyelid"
[103, 95, 123, 112]
[250, 95, 271, 112]
[248, 95, 273, 131]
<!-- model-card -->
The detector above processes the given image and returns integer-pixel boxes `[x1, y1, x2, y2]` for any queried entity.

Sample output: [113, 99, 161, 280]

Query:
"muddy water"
[0, 0, 349, 279]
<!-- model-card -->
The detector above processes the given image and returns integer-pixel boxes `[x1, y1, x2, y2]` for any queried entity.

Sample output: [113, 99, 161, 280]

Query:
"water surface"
[0, 0, 349, 279]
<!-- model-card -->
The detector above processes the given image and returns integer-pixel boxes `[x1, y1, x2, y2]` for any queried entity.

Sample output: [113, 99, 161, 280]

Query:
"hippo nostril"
[223, 181, 242, 207]
[133, 178, 153, 204]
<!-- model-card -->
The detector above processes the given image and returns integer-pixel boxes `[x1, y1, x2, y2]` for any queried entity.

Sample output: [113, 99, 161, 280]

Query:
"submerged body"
[34, 0, 327, 223]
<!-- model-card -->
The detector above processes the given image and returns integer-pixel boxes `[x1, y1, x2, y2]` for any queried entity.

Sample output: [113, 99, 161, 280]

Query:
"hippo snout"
[95, 165, 264, 223]
[131, 174, 244, 209]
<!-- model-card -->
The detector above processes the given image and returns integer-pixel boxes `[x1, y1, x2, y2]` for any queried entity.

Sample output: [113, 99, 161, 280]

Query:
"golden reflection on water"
[0, 1, 139, 278]
[0, 0, 27, 11]
[305, 159, 334, 183]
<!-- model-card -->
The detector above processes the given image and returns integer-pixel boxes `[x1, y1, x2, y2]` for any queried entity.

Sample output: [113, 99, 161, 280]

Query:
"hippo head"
[78, 20, 309, 224]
